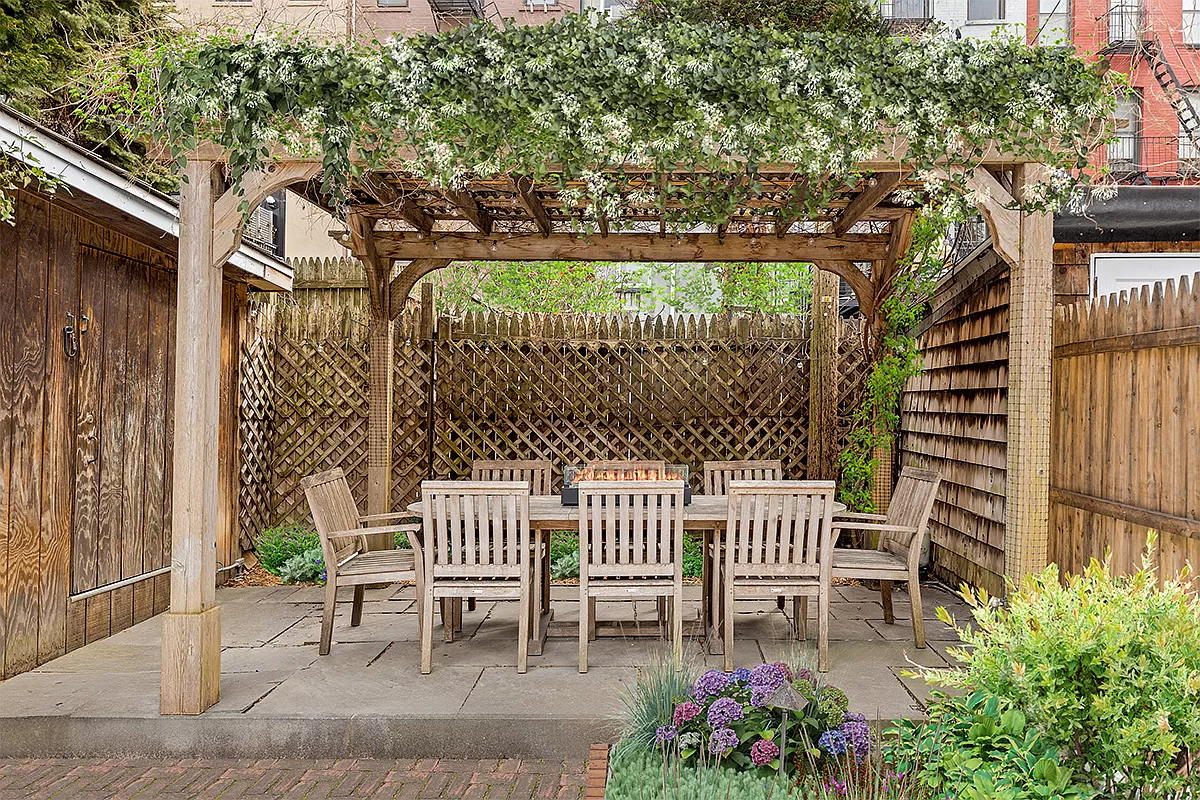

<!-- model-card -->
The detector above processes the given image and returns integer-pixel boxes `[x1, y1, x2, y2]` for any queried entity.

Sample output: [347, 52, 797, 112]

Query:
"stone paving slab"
[0, 582, 963, 760]
[0, 757, 589, 799]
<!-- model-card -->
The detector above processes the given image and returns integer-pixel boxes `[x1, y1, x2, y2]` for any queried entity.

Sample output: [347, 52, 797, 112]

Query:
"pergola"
[161, 147, 1052, 714]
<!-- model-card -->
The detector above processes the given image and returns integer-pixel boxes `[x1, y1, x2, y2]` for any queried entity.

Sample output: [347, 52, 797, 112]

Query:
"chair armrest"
[327, 524, 418, 540]
[831, 522, 918, 535]
[360, 512, 421, 524]
[834, 512, 889, 522]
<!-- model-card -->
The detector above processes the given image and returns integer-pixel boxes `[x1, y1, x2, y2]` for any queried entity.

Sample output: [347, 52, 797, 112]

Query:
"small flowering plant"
[656, 662, 871, 775]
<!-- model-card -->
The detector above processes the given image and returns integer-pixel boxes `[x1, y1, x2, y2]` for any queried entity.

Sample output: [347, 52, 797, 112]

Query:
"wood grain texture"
[121, 260, 149, 580]
[143, 267, 173, 572]
[1050, 273, 1200, 589]
[0, 195, 18, 673]
[96, 252, 130, 588]
[7, 192, 50, 676]
[71, 247, 106, 594]
[37, 206, 77, 665]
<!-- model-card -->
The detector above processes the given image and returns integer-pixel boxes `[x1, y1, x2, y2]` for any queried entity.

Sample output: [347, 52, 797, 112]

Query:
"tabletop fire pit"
[560, 464, 692, 506]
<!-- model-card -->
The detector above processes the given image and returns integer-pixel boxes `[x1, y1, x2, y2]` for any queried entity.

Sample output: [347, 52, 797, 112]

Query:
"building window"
[1108, 92, 1140, 175]
[966, 0, 1004, 20]
[378, 0, 408, 7]
[592, 0, 630, 16]
[882, 0, 930, 19]
[526, 0, 559, 7]
[1186, 0, 1200, 44]
[1037, 0, 1069, 42]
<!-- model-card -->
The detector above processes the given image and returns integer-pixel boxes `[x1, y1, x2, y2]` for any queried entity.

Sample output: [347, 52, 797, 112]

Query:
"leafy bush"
[930, 544, 1200, 799]
[552, 549, 580, 580]
[277, 548, 325, 584]
[256, 523, 320, 575]
[887, 690, 1093, 800]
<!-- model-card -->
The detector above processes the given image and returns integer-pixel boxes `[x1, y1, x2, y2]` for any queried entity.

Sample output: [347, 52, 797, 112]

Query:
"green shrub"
[256, 523, 320, 575]
[552, 549, 580, 580]
[930, 541, 1200, 799]
[277, 548, 325, 584]
[887, 690, 1093, 800]
[394, 531, 410, 550]
[607, 749, 809, 800]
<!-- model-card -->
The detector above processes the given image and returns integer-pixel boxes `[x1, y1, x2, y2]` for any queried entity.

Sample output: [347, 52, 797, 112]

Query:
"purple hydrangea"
[749, 663, 787, 694]
[692, 670, 731, 702]
[706, 697, 745, 728]
[673, 701, 702, 726]
[839, 713, 872, 763]
[796, 668, 815, 686]
[770, 662, 794, 682]
[818, 729, 848, 757]
[708, 727, 739, 756]
[730, 667, 753, 683]
[750, 738, 780, 767]
[749, 687, 772, 708]
[655, 725, 678, 746]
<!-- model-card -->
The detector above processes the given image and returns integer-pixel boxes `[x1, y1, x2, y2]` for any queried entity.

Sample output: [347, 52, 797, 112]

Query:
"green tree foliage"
[1, 0, 146, 110]
[425, 260, 626, 313]
[629, 0, 887, 38]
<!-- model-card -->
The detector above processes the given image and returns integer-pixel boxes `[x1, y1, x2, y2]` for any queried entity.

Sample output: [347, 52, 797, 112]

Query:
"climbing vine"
[140, 16, 1113, 223]
[836, 209, 950, 511]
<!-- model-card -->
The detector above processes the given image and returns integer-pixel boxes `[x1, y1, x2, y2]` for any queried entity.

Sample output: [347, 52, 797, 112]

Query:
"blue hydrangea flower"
[706, 696, 745, 728]
[749, 663, 787, 694]
[818, 729, 848, 757]
[655, 725, 678, 747]
[708, 727, 739, 756]
[730, 667, 752, 683]
[839, 713, 872, 763]
[692, 670, 731, 702]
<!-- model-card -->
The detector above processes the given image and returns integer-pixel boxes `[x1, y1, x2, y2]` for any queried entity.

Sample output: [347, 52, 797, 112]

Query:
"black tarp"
[1055, 187, 1200, 242]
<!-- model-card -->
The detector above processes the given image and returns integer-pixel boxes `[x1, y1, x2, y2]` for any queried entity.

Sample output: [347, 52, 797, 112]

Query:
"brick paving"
[0, 758, 590, 800]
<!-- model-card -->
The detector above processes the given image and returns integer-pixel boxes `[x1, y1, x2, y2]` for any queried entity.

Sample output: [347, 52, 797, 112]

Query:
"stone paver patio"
[0, 582, 970, 760]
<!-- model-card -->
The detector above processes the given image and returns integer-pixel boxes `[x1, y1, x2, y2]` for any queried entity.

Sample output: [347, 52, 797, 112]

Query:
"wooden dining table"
[405, 494, 846, 656]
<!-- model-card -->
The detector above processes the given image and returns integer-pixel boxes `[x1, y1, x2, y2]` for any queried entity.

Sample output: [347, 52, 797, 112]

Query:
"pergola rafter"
[162, 151, 1055, 717]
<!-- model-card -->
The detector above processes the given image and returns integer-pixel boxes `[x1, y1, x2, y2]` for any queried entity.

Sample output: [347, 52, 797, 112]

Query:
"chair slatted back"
[881, 467, 941, 559]
[301, 468, 364, 568]
[703, 460, 784, 494]
[578, 480, 684, 579]
[421, 481, 530, 579]
[725, 481, 836, 578]
[470, 460, 554, 495]
[584, 460, 667, 477]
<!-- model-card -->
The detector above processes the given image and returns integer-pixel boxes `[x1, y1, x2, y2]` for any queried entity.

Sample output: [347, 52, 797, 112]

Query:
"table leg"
[529, 529, 553, 656]
[707, 530, 724, 655]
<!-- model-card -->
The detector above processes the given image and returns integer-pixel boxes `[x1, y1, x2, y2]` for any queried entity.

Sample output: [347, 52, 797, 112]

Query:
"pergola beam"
[361, 174, 436, 235]
[442, 189, 493, 235]
[363, 232, 891, 263]
[212, 161, 320, 268]
[510, 175, 553, 236]
[833, 172, 905, 236]
[389, 258, 454, 319]
[966, 168, 1020, 267]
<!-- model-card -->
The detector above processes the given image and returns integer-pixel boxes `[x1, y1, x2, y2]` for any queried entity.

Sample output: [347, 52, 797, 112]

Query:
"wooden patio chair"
[301, 468, 422, 656]
[702, 460, 783, 494]
[419, 481, 532, 673]
[471, 459, 554, 494]
[720, 480, 838, 673]
[830, 466, 941, 648]
[578, 480, 685, 673]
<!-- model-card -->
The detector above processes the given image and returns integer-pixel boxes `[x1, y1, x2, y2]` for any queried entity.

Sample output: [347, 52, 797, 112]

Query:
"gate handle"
[64, 313, 78, 358]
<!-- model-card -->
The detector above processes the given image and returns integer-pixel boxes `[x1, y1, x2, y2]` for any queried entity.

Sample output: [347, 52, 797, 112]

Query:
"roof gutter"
[0, 105, 292, 291]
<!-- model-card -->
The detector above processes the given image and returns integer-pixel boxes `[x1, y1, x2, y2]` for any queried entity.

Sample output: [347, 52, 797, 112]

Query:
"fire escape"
[427, 0, 503, 31]
[1102, 3, 1200, 181]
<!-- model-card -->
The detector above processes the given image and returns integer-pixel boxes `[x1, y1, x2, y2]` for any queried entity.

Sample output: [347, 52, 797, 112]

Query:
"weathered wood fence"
[238, 260, 870, 542]
[1050, 272, 1200, 588]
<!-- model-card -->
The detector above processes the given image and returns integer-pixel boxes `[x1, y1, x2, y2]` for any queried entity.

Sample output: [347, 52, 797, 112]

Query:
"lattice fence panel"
[431, 312, 826, 490]
[239, 307, 871, 534]
[837, 317, 870, 448]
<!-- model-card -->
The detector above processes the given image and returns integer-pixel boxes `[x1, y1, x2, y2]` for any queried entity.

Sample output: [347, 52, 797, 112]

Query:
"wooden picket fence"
[237, 264, 872, 543]
[1050, 272, 1200, 588]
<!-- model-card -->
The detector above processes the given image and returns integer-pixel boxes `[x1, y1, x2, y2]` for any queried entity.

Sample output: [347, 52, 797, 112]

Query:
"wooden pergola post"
[161, 159, 223, 714]
[808, 267, 841, 480]
[1004, 164, 1054, 584]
